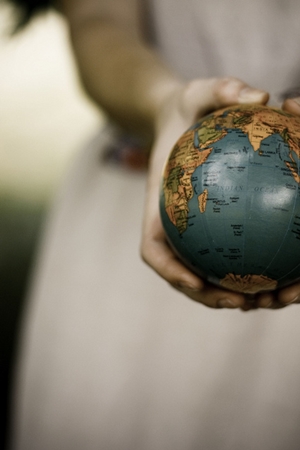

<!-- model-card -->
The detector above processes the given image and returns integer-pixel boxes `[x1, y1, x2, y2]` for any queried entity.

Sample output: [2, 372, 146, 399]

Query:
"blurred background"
[0, 3, 104, 447]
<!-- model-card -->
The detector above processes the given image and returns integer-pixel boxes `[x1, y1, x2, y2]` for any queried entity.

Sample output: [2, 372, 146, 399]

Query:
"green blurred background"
[0, 4, 103, 447]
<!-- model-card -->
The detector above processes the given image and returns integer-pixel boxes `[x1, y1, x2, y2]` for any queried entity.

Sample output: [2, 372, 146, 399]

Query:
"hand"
[141, 77, 269, 309]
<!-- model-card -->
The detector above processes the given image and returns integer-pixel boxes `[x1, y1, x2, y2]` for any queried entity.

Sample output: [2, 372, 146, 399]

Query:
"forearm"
[65, 14, 181, 139]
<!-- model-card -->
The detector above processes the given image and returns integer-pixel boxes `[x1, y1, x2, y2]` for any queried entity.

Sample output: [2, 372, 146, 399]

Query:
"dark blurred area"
[0, 4, 101, 448]
[0, 196, 44, 449]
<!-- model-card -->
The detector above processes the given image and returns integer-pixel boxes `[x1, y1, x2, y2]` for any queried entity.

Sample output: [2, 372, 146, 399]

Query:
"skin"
[60, 0, 300, 310]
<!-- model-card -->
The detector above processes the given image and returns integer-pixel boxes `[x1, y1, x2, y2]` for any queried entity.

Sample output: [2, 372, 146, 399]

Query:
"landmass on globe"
[160, 104, 300, 293]
[219, 273, 278, 294]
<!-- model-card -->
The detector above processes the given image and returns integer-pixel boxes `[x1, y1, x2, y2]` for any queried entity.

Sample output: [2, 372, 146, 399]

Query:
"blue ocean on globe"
[160, 104, 300, 293]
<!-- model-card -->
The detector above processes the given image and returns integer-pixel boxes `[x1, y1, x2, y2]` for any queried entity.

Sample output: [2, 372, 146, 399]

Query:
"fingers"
[255, 293, 274, 309]
[277, 283, 300, 306]
[181, 285, 245, 309]
[214, 77, 269, 106]
[255, 283, 300, 309]
[282, 97, 300, 115]
[180, 77, 269, 122]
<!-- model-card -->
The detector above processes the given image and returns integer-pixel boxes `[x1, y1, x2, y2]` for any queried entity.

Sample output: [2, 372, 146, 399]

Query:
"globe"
[159, 104, 300, 294]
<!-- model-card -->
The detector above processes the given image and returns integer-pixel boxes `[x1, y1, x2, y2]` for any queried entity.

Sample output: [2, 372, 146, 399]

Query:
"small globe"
[159, 104, 300, 294]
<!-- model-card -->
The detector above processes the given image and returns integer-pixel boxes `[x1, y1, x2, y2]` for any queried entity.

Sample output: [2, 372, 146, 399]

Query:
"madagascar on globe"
[159, 104, 300, 294]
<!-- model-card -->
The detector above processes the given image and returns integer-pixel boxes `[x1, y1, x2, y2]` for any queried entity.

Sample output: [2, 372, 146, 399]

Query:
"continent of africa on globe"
[159, 104, 300, 294]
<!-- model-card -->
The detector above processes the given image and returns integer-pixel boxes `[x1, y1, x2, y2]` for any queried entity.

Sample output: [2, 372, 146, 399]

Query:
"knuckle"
[213, 76, 244, 100]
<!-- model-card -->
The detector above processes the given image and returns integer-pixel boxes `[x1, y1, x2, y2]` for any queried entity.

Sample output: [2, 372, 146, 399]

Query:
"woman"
[9, 0, 300, 449]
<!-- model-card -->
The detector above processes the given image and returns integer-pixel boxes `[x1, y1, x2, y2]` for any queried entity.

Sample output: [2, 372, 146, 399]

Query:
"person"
[8, 0, 300, 449]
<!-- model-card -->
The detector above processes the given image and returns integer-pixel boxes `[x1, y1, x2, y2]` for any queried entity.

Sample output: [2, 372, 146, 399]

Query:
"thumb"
[181, 77, 269, 120]
[282, 97, 300, 116]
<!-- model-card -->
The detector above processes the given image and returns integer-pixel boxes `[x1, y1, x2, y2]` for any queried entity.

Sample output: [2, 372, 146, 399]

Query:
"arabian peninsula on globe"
[160, 104, 300, 294]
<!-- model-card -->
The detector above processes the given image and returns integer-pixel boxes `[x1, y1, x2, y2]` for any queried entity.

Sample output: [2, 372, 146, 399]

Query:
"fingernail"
[258, 295, 273, 308]
[286, 295, 299, 305]
[238, 87, 267, 102]
[292, 97, 300, 107]
[217, 298, 238, 308]
[176, 282, 200, 292]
